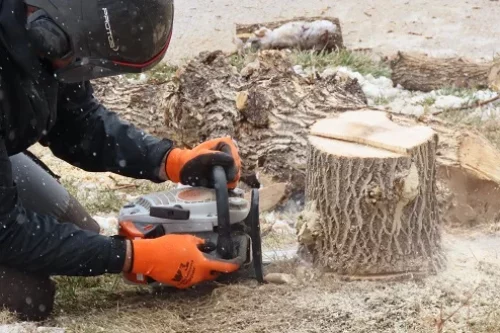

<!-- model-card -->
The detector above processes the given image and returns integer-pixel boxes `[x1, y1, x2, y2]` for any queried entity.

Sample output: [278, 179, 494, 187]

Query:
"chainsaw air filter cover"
[118, 186, 250, 234]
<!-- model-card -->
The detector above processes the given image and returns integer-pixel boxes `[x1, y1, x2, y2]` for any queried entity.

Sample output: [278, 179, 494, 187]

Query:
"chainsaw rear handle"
[212, 165, 234, 259]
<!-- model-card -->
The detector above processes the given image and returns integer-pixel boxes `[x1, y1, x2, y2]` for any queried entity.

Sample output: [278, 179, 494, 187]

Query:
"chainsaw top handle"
[212, 165, 234, 259]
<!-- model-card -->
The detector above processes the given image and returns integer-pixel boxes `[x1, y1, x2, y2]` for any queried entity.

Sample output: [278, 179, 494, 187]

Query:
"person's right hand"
[129, 234, 241, 289]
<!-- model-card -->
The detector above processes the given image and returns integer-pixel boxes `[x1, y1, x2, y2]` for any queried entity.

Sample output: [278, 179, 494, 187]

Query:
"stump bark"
[299, 110, 444, 277]
[390, 52, 499, 92]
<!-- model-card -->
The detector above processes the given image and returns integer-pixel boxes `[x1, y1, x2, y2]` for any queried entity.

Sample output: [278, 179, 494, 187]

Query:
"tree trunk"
[298, 110, 444, 278]
[390, 52, 498, 92]
[235, 16, 344, 52]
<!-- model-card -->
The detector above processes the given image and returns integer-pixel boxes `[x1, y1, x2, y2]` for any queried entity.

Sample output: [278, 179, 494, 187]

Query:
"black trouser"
[0, 152, 99, 321]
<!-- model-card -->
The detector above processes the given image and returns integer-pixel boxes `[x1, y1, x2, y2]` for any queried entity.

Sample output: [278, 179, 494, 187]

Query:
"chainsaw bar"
[247, 187, 264, 283]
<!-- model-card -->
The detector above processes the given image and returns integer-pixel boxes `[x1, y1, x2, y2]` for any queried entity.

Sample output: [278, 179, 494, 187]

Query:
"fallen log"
[298, 110, 444, 277]
[235, 16, 344, 52]
[390, 52, 500, 92]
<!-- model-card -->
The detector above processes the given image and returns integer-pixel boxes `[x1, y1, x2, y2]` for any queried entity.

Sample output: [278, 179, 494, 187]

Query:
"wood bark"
[92, 76, 175, 138]
[235, 16, 344, 52]
[390, 52, 499, 92]
[299, 111, 444, 277]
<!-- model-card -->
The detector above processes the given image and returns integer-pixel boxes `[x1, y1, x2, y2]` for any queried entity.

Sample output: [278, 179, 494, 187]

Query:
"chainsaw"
[117, 165, 264, 287]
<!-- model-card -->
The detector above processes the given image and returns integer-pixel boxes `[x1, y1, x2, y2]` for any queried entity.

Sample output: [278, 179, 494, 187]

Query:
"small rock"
[434, 95, 465, 109]
[94, 216, 118, 236]
[320, 67, 336, 78]
[264, 273, 297, 285]
[0, 324, 65, 333]
[272, 220, 296, 234]
[293, 65, 304, 75]
[37, 328, 65, 333]
[240, 60, 260, 77]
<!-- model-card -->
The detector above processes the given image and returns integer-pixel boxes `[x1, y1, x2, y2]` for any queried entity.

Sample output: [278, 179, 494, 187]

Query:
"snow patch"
[434, 95, 466, 109]
[94, 216, 118, 236]
[292, 65, 500, 117]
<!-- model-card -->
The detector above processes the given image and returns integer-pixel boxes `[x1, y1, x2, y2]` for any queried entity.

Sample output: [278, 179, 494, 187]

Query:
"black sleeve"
[40, 80, 174, 182]
[0, 140, 126, 276]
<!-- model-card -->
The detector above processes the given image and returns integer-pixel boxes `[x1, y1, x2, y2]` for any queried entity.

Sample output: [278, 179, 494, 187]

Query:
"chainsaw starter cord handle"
[212, 165, 234, 260]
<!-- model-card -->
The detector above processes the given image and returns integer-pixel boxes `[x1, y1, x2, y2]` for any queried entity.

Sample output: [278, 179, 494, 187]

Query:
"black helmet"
[24, 0, 174, 83]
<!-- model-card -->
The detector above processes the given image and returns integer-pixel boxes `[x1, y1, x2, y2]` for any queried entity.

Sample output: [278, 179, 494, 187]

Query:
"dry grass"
[436, 103, 500, 149]
[0, 310, 15, 325]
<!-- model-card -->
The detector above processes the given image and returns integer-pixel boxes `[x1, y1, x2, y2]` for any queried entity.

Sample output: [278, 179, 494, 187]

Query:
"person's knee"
[0, 268, 56, 321]
[61, 194, 101, 233]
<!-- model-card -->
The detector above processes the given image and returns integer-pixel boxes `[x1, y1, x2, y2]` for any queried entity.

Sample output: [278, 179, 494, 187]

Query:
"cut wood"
[300, 110, 444, 277]
[390, 52, 499, 92]
[309, 111, 435, 155]
[235, 16, 344, 52]
[244, 182, 288, 212]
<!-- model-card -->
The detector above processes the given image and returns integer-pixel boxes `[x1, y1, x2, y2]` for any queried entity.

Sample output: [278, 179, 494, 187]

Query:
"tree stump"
[298, 110, 444, 278]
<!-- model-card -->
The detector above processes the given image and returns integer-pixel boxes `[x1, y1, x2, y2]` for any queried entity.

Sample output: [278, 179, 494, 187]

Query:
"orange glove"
[165, 137, 241, 189]
[130, 234, 241, 289]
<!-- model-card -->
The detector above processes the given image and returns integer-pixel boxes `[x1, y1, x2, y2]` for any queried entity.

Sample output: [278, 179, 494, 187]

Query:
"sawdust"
[26, 227, 494, 333]
[20, 136, 500, 333]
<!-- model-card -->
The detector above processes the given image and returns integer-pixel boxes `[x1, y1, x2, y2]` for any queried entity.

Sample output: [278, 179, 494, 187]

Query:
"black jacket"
[0, 0, 173, 276]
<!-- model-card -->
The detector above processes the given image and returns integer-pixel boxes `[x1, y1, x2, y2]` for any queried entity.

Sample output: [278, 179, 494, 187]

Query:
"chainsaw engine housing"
[118, 174, 263, 287]
[119, 186, 250, 234]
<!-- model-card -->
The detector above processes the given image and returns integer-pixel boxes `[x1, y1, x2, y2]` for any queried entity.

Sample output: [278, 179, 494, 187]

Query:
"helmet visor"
[54, 33, 171, 83]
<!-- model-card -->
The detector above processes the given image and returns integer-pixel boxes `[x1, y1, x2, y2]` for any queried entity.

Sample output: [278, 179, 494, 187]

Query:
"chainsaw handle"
[212, 165, 234, 259]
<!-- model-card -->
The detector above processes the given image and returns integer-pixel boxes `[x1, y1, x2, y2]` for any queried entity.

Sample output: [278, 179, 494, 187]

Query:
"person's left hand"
[164, 137, 241, 189]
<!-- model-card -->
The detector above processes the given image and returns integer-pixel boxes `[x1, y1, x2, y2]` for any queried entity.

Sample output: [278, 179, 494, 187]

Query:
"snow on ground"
[294, 64, 500, 118]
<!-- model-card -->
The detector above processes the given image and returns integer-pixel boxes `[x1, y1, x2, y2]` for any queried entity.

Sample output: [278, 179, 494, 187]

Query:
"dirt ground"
[45, 227, 500, 333]
[165, 0, 500, 64]
[17, 144, 500, 333]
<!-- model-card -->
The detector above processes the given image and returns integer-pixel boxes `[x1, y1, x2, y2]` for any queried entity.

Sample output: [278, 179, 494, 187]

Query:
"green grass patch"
[60, 177, 126, 215]
[124, 63, 178, 84]
[418, 96, 437, 107]
[229, 48, 391, 78]
[289, 49, 391, 78]
[52, 275, 125, 314]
